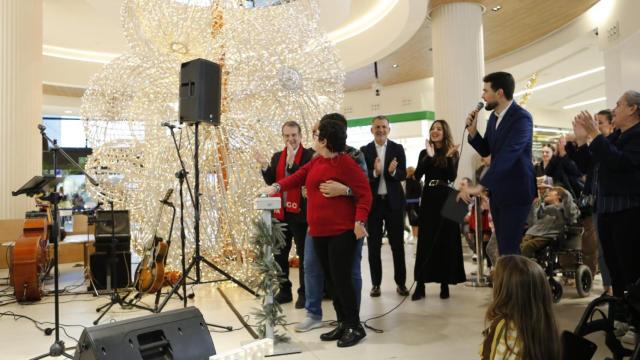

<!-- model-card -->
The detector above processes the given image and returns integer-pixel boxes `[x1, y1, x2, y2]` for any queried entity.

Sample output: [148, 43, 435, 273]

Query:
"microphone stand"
[31, 125, 97, 359]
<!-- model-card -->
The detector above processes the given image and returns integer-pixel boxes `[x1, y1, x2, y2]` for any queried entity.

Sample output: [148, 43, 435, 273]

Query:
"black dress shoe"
[275, 291, 293, 304]
[370, 286, 381, 297]
[396, 285, 409, 296]
[320, 323, 346, 341]
[440, 283, 450, 299]
[337, 325, 366, 347]
[295, 294, 306, 309]
[411, 284, 425, 301]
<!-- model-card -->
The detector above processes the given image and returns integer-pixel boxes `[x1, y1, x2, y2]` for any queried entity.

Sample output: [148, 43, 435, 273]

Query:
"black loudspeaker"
[73, 307, 215, 360]
[89, 251, 131, 290]
[94, 234, 131, 253]
[95, 210, 130, 236]
[179, 58, 221, 125]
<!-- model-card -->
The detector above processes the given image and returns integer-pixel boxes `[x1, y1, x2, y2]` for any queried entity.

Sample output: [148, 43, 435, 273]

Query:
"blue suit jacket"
[468, 102, 536, 206]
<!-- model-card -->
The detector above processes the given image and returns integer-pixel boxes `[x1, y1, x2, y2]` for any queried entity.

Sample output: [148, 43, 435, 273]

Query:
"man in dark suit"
[256, 121, 314, 308]
[459, 72, 536, 256]
[361, 115, 409, 297]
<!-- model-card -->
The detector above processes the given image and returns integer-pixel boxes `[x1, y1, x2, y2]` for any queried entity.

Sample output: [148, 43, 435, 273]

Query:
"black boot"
[320, 322, 346, 341]
[411, 283, 425, 301]
[440, 283, 449, 299]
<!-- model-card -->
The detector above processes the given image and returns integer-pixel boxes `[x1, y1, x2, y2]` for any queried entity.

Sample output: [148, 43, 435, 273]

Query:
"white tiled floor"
[0, 241, 618, 359]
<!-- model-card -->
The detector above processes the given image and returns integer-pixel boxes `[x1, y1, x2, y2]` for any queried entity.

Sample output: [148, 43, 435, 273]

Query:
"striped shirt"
[480, 319, 522, 360]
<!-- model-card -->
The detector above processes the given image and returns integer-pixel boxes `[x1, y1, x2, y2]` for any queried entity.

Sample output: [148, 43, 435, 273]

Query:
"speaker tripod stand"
[156, 121, 257, 317]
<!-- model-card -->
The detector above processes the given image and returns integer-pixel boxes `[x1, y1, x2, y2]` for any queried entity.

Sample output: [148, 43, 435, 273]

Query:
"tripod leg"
[201, 258, 258, 297]
[95, 301, 112, 312]
[93, 301, 115, 325]
[156, 258, 198, 312]
[154, 290, 162, 311]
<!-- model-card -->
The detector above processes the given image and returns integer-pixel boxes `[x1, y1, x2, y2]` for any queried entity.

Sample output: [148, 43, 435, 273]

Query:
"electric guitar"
[135, 189, 173, 294]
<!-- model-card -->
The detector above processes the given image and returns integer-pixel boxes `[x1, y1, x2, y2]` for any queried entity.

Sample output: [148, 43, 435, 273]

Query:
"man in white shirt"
[361, 116, 409, 297]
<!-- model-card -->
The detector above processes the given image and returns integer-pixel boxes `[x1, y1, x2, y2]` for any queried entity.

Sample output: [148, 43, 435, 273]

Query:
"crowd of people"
[257, 71, 640, 357]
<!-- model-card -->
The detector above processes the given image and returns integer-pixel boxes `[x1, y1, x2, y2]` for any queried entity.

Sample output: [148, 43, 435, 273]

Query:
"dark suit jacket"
[261, 147, 314, 222]
[590, 124, 640, 197]
[468, 102, 536, 206]
[361, 140, 407, 210]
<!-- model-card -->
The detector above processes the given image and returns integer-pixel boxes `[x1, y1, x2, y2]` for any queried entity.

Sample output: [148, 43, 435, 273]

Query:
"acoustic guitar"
[135, 189, 173, 294]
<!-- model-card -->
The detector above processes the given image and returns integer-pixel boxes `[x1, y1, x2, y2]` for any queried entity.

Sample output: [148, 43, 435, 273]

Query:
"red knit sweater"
[277, 154, 372, 237]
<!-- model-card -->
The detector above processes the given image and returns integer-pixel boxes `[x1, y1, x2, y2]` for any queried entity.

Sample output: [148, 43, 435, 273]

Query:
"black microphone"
[162, 121, 178, 129]
[466, 102, 485, 128]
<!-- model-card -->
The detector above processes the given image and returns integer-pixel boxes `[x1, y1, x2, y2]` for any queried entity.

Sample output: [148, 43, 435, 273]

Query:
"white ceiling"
[41, 0, 609, 118]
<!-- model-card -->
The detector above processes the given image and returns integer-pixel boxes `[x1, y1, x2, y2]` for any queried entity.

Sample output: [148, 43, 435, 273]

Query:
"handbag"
[441, 190, 469, 224]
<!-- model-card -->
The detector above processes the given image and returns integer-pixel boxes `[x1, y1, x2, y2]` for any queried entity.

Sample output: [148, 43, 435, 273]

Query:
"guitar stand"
[92, 290, 150, 325]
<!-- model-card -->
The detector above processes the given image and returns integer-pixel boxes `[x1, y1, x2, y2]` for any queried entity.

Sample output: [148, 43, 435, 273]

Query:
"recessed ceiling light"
[492, 5, 502, 11]
[392, 64, 399, 68]
[562, 97, 607, 110]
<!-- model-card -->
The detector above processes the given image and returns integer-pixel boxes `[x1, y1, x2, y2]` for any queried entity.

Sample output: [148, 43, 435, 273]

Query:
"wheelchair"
[534, 224, 593, 303]
[562, 279, 640, 360]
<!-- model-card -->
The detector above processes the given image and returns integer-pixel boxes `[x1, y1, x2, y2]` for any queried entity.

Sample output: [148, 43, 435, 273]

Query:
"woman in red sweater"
[263, 118, 372, 347]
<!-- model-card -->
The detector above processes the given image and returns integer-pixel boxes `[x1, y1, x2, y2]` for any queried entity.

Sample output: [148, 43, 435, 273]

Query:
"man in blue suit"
[459, 72, 536, 255]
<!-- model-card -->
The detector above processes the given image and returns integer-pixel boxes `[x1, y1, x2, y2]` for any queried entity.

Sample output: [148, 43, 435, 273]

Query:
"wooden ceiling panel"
[345, 0, 598, 91]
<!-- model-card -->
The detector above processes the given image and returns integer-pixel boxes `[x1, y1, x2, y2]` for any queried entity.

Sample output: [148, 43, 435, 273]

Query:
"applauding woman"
[263, 118, 372, 347]
[412, 119, 466, 301]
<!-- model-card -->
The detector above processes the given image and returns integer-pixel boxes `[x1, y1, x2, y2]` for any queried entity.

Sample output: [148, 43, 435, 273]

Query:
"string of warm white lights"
[81, 0, 344, 283]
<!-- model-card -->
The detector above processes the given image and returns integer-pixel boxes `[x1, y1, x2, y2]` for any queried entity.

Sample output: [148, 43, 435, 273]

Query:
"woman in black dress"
[412, 119, 466, 301]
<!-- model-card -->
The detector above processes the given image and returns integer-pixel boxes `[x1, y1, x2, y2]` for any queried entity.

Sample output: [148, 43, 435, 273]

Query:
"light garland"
[81, 0, 344, 286]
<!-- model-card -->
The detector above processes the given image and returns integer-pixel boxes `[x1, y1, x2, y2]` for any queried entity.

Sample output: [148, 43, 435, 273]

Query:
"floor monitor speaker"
[73, 307, 215, 360]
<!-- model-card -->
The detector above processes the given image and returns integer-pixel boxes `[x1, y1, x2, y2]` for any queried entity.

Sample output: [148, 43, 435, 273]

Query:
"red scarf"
[273, 145, 304, 221]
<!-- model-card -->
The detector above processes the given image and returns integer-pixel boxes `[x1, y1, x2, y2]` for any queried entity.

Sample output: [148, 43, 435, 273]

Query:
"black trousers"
[367, 195, 406, 287]
[598, 207, 640, 300]
[274, 213, 307, 296]
[314, 231, 359, 327]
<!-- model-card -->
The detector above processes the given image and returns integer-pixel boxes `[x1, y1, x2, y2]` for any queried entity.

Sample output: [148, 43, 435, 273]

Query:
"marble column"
[0, 0, 43, 219]
[429, 0, 485, 181]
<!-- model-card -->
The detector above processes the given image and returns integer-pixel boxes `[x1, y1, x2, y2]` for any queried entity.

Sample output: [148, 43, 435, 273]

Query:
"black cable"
[0, 311, 84, 343]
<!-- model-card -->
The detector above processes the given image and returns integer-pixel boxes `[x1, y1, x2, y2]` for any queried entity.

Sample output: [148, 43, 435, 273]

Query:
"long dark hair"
[429, 119, 456, 168]
[486, 256, 561, 360]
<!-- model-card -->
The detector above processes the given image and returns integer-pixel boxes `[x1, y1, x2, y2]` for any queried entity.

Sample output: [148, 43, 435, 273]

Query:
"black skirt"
[413, 185, 466, 284]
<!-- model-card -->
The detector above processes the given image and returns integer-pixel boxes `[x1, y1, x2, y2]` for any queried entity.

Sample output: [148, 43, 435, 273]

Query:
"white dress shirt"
[494, 100, 514, 129]
[375, 140, 388, 195]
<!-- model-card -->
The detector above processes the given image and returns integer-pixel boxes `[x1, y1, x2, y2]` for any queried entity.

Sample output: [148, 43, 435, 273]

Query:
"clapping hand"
[253, 150, 269, 168]
[446, 144, 460, 158]
[425, 140, 435, 157]
[388, 157, 398, 173]
[576, 111, 600, 139]
[556, 136, 567, 157]
[286, 145, 296, 166]
[374, 157, 383, 176]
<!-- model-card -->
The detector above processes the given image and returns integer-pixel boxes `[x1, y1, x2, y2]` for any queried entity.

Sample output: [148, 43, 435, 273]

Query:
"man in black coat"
[361, 115, 408, 297]
[256, 121, 314, 308]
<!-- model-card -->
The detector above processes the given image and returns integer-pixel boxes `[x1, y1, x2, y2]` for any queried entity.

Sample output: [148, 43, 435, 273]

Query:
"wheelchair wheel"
[575, 265, 593, 298]
[550, 278, 563, 303]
